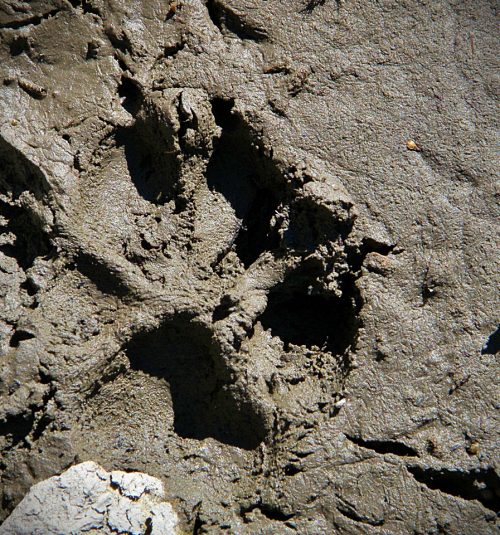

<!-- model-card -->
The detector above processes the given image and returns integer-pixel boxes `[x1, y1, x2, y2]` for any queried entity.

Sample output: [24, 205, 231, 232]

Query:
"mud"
[0, 0, 498, 533]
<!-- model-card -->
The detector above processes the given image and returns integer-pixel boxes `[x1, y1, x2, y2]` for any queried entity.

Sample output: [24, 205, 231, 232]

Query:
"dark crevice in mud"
[30, 414, 51, 442]
[0, 8, 61, 30]
[268, 99, 287, 118]
[0, 413, 34, 448]
[259, 260, 359, 357]
[20, 278, 38, 297]
[31, 386, 56, 442]
[0, 199, 52, 271]
[164, 2, 178, 22]
[163, 41, 185, 59]
[284, 463, 303, 476]
[125, 315, 267, 450]
[359, 237, 395, 258]
[346, 435, 418, 457]
[85, 42, 99, 60]
[0, 139, 53, 270]
[118, 76, 142, 116]
[115, 55, 130, 73]
[9, 36, 31, 57]
[0, 383, 56, 449]
[9, 330, 35, 348]
[241, 503, 295, 522]
[207, 98, 284, 267]
[192, 513, 204, 534]
[144, 517, 153, 535]
[481, 325, 499, 355]
[408, 465, 500, 512]
[212, 295, 236, 322]
[0, 137, 50, 200]
[211, 97, 238, 129]
[345, 237, 396, 274]
[206, 1, 267, 41]
[68, 0, 102, 16]
[115, 113, 180, 206]
[234, 189, 281, 267]
[301, 0, 329, 14]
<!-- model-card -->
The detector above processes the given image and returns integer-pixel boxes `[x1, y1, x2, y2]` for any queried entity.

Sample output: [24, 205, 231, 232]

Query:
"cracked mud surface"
[0, 0, 498, 533]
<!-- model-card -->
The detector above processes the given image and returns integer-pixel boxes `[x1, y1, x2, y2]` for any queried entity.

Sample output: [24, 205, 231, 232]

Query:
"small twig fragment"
[18, 78, 47, 100]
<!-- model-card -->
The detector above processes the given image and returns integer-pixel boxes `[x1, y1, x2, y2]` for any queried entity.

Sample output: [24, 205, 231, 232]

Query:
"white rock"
[0, 461, 180, 535]
[110, 470, 164, 500]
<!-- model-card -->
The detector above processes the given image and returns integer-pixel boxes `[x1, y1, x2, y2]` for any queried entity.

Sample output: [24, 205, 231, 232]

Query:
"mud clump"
[0, 1, 498, 533]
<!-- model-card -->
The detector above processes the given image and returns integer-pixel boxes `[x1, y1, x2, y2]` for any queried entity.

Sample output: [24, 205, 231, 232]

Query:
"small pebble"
[406, 139, 421, 151]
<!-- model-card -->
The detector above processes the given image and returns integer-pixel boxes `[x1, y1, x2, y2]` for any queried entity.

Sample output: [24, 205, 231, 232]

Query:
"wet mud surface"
[0, 0, 498, 533]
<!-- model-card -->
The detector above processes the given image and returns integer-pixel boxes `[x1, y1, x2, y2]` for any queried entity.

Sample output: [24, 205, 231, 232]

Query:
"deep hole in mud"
[118, 76, 142, 115]
[207, 98, 282, 267]
[259, 261, 359, 356]
[125, 315, 266, 450]
[9, 36, 30, 56]
[20, 278, 38, 297]
[212, 294, 236, 322]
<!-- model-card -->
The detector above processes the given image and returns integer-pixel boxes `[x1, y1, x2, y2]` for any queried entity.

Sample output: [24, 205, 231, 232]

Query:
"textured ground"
[0, 0, 498, 533]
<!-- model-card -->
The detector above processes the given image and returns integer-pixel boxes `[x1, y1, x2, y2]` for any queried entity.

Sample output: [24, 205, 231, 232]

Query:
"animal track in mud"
[207, 98, 283, 266]
[259, 260, 359, 357]
[125, 315, 267, 450]
[63, 90, 362, 451]
[116, 115, 181, 206]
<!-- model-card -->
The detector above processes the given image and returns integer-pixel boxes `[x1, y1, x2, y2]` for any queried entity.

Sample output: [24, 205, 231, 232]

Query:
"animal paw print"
[61, 85, 363, 450]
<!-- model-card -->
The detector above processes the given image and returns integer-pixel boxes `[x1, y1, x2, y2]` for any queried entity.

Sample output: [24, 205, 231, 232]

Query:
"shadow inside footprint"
[205, 98, 282, 267]
[259, 262, 359, 356]
[115, 113, 180, 206]
[125, 315, 266, 450]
